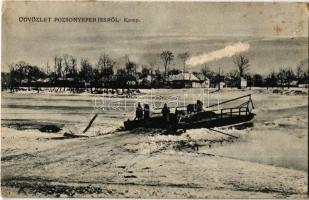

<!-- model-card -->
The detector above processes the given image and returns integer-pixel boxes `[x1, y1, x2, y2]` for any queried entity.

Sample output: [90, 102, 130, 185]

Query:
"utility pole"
[218, 67, 221, 90]
[46, 61, 50, 75]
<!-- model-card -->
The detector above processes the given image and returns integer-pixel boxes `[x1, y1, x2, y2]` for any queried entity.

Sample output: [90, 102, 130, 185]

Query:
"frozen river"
[1, 88, 308, 198]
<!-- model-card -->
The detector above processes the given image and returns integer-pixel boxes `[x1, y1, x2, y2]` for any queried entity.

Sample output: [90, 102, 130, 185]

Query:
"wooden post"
[83, 113, 98, 133]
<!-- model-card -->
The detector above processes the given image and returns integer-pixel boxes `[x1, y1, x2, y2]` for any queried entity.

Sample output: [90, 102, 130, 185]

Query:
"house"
[43, 78, 50, 83]
[240, 77, 247, 88]
[290, 81, 298, 87]
[139, 75, 152, 83]
[21, 79, 28, 84]
[200, 78, 210, 88]
[169, 72, 206, 88]
[217, 81, 226, 89]
[66, 78, 74, 82]
[137, 75, 153, 88]
[298, 83, 308, 88]
[145, 75, 152, 82]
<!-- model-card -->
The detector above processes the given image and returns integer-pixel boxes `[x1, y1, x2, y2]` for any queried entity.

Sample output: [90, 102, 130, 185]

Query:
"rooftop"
[169, 72, 200, 82]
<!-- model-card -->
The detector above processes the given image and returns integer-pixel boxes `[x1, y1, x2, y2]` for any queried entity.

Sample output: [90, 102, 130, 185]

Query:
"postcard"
[1, 1, 308, 198]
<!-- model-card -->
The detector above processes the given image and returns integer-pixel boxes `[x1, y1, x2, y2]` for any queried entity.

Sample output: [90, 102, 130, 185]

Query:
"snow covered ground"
[1, 88, 308, 198]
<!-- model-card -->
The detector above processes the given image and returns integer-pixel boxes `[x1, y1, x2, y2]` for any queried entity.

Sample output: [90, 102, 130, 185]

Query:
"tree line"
[199, 55, 308, 89]
[2, 51, 308, 93]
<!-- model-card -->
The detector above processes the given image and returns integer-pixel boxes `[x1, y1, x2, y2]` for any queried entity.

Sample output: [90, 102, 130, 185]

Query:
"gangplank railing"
[150, 94, 254, 119]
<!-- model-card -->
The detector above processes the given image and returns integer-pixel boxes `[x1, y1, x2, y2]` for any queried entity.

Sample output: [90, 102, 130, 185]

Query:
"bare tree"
[225, 69, 240, 88]
[80, 58, 93, 83]
[141, 65, 150, 79]
[10, 62, 45, 91]
[71, 56, 77, 75]
[62, 54, 78, 91]
[63, 54, 77, 77]
[285, 68, 295, 89]
[63, 54, 70, 77]
[265, 71, 277, 89]
[80, 58, 93, 92]
[201, 65, 214, 80]
[160, 50, 174, 81]
[296, 65, 303, 80]
[296, 59, 308, 84]
[45, 61, 51, 76]
[277, 68, 295, 89]
[233, 55, 249, 77]
[54, 56, 63, 78]
[148, 62, 156, 83]
[96, 54, 115, 83]
[125, 56, 137, 76]
[97, 54, 114, 72]
[178, 52, 190, 74]
[8, 63, 21, 91]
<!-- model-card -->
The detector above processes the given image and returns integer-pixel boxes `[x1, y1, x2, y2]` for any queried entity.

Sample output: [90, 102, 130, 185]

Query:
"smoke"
[186, 42, 250, 66]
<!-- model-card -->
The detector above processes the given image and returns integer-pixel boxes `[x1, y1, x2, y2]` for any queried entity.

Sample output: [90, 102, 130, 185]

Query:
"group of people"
[135, 103, 150, 120]
[135, 102, 170, 122]
[135, 100, 204, 129]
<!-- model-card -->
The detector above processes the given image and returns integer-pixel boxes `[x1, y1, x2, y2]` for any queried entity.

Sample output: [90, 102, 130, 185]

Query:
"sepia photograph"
[1, 1, 308, 198]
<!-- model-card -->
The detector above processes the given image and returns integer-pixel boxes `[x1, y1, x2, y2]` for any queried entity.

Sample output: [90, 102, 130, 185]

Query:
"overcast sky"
[2, 2, 308, 73]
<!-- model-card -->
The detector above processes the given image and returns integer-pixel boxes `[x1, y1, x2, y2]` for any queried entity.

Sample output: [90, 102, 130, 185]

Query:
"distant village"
[1, 51, 308, 93]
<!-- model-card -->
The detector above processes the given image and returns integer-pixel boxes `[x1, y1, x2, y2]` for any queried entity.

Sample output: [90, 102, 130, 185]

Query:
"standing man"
[135, 102, 143, 120]
[161, 103, 170, 128]
[144, 104, 150, 120]
[196, 100, 204, 112]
